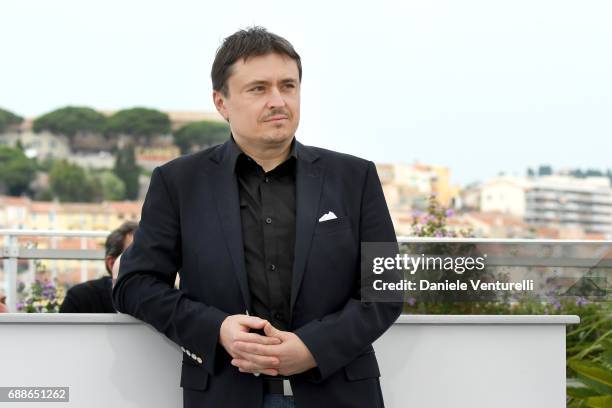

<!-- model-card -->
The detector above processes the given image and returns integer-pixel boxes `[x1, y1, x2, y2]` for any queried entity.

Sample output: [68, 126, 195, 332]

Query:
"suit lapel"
[210, 142, 252, 312]
[290, 143, 325, 318]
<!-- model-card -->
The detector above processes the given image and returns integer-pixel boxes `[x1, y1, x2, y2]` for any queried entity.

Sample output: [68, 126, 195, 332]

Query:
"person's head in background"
[105, 221, 138, 277]
[0, 294, 8, 313]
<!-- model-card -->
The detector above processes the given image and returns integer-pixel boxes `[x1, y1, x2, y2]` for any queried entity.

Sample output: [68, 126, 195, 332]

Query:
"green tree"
[0, 107, 23, 133]
[0, 146, 37, 195]
[33, 106, 106, 138]
[585, 168, 603, 177]
[538, 164, 553, 176]
[173, 120, 230, 154]
[570, 169, 585, 178]
[96, 171, 126, 201]
[49, 160, 94, 202]
[113, 145, 140, 200]
[36, 157, 59, 173]
[105, 107, 170, 140]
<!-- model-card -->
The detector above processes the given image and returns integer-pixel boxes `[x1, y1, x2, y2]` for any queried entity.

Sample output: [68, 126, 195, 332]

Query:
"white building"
[67, 152, 115, 169]
[0, 130, 70, 160]
[480, 176, 528, 216]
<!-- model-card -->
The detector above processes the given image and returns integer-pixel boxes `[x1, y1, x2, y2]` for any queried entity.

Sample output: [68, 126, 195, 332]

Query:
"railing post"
[51, 235, 57, 282]
[2, 235, 18, 312]
[80, 236, 88, 283]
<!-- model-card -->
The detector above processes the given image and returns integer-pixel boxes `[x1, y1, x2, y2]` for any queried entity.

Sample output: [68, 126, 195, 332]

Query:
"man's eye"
[250, 86, 264, 92]
[284, 83, 295, 89]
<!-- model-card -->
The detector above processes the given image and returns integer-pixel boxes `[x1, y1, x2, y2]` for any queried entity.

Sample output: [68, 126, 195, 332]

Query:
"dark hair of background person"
[104, 221, 138, 274]
[211, 26, 302, 96]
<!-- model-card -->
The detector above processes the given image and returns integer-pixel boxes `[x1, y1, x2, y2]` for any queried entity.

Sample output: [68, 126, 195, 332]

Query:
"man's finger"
[234, 341, 279, 357]
[238, 366, 279, 376]
[237, 316, 269, 330]
[263, 322, 283, 338]
[233, 331, 281, 345]
[232, 358, 279, 374]
[232, 351, 279, 368]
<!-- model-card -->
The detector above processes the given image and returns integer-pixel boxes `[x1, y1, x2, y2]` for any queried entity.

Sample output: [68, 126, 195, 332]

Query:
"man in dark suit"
[60, 221, 137, 313]
[112, 27, 402, 408]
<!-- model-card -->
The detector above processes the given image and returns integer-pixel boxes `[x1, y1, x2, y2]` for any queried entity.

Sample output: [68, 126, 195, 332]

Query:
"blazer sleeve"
[112, 167, 229, 376]
[59, 288, 82, 313]
[294, 160, 403, 381]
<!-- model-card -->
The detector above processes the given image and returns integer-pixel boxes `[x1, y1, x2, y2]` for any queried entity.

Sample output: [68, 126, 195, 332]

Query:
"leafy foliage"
[49, 160, 94, 202]
[0, 146, 37, 195]
[113, 144, 140, 200]
[105, 107, 170, 138]
[33, 106, 106, 138]
[0, 107, 23, 132]
[96, 171, 126, 201]
[173, 120, 229, 154]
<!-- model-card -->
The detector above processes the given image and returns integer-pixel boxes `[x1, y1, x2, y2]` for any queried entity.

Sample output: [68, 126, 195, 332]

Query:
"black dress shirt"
[227, 137, 297, 331]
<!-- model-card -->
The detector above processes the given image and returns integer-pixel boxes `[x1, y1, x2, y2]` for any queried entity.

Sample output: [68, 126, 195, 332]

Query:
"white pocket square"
[318, 211, 338, 222]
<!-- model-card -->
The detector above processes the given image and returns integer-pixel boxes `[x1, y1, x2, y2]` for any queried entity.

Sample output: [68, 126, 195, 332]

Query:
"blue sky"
[2, 0, 611, 185]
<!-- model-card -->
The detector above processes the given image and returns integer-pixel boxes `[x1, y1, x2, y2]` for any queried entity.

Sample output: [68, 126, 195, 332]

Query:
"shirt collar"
[228, 134, 298, 172]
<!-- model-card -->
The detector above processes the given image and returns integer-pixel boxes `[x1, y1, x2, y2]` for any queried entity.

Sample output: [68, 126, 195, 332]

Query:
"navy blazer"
[112, 139, 402, 408]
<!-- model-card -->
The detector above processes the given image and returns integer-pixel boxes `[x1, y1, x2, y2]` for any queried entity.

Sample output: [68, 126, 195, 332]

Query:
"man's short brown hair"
[104, 221, 138, 274]
[211, 26, 302, 96]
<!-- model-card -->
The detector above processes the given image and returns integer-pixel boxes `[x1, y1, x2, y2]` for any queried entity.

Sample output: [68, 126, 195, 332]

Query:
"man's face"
[214, 52, 300, 147]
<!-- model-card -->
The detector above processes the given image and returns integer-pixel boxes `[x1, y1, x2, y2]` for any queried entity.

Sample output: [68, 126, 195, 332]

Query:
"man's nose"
[266, 87, 286, 109]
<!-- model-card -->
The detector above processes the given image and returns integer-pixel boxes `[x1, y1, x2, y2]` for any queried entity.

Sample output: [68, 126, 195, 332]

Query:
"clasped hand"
[219, 315, 316, 376]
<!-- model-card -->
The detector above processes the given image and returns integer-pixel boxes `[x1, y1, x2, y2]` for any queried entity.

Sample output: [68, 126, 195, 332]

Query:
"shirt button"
[274, 312, 283, 320]
[270, 264, 276, 271]
[264, 177, 270, 183]
[265, 217, 272, 224]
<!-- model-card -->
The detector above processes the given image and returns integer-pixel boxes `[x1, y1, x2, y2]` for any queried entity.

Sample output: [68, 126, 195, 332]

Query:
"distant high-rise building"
[478, 174, 612, 237]
[525, 176, 612, 236]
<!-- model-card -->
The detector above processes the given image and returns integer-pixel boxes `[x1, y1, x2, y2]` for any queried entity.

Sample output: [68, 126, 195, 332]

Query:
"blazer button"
[197, 357, 203, 364]
[265, 217, 272, 224]
[191, 354, 197, 360]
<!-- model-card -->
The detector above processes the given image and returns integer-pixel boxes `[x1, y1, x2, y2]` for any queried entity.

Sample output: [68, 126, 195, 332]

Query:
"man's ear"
[213, 90, 229, 122]
[105, 256, 116, 276]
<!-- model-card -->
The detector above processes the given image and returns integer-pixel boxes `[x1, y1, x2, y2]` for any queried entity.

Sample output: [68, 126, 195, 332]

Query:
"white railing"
[1, 229, 109, 312]
[2, 231, 610, 312]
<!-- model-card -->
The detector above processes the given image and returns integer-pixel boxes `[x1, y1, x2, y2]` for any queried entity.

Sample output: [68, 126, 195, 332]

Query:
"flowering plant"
[17, 280, 65, 313]
[411, 195, 471, 238]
